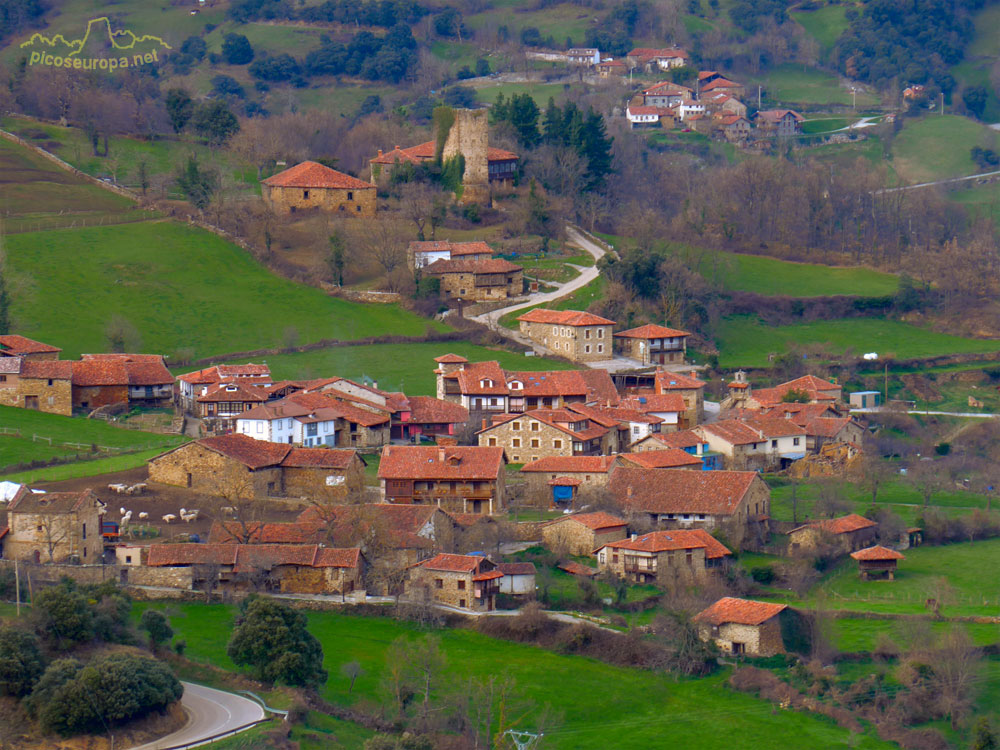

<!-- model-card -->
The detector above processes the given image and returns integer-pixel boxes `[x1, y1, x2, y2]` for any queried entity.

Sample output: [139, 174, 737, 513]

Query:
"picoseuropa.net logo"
[21, 16, 172, 71]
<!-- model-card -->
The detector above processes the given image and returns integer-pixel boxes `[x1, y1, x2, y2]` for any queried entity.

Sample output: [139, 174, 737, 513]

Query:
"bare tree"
[205, 464, 269, 543]
[37, 514, 70, 563]
[341, 660, 364, 694]
[352, 219, 409, 290]
[933, 626, 980, 730]
[398, 182, 440, 241]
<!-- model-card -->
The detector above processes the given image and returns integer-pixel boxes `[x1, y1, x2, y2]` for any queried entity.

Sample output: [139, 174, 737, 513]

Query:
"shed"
[497, 562, 537, 596]
[850, 545, 904, 580]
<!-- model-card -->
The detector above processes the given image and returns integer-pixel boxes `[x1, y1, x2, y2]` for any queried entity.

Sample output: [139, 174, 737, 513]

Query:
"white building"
[236, 401, 340, 447]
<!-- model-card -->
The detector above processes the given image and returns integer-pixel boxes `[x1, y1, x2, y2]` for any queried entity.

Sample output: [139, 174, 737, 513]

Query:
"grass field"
[498, 275, 607, 329]
[5, 220, 444, 360]
[892, 115, 997, 184]
[0, 404, 185, 472]
[705, 251, 898, 297]
[791, 6, 849, 53]
[132, 603, 895, 749]
[474, 82, 573, 107]
[465, 2, 598, 43]
[800, 117, 850, 134]
[757, 65, 878, 107]
[715, 316, 1000, 368]
[815, 539, 1000, 617]
[0, 447, 169, 484]
[224, 341, 578, 395]
[832, 617, 1000, 652]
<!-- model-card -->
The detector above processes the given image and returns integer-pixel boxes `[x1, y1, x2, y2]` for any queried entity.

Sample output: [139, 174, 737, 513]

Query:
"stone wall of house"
[598, 545, 707, 581]
[712, 619, 783, 656]
[283, 460, 364, 501]
[518, 321, 612, 362]
[0, 376, 73, 416]
[338, 423, 390, 449]
[409, 567, 485, 610]
[263, 185, 376, 217]
[543, 520, 601, 556]
[7, 505, 104, 564]
[522, 470, 613, 495]
[443, 109, 489, 206]
[73, 384, 128, 410]
[0, 560, 115, 586]
[126, 566, 195, 589]
[433, 270, 523, 302]
[480, 418, 572, 464]
[148, 444, 282, 499]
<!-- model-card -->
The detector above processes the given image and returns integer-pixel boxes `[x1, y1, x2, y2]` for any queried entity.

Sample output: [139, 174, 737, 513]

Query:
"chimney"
[438, 448, 445, 462]
[377, 149, 383, 156]
[627, 486, 633, 498]
[631, 533, 637, 541]
[482, 418, 488, 430]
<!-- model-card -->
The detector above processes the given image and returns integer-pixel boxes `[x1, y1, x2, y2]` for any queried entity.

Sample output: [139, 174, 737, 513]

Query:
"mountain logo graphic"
[21, 17, 172, 71]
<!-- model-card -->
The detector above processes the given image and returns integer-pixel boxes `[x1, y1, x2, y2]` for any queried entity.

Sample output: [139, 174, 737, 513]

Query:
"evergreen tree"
[227, 597, 327, 687]
[561, 101, 584, 148]
[509, 93, 540, 147]
[491, 92, 509, 124]
[176, 156, 218, 210]
[165, 88, 193, 134]
[542, 97, 563, 144]
[579, 108, 614, 191]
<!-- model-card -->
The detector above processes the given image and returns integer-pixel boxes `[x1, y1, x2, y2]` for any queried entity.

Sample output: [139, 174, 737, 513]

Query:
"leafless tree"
[932, 626, 980, 730]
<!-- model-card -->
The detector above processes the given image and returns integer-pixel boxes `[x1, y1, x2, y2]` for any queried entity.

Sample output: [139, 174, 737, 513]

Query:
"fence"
[158, 718, 274, 750]
[827, 587, 1000, 611]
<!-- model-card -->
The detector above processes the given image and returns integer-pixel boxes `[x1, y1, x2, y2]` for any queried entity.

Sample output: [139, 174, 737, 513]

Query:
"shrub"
[33, 584, 94, 648]
[227, 597, 327, 687]
[222, 33, 254, 65]
[0, 627, 45, 696]
[750, 565, 775, 585]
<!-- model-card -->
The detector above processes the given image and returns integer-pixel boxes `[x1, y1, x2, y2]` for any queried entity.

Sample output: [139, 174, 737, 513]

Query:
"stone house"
[370, 143, 519, 191]
[596, 59, 626, 77]
[800, 417, 865, 451]
[755, 109, 804, 136]
[0, 358, 73, 416]
[716, 114, 751, 143]
[653, 370, 706, 428]
[148, 433, 365, 501]
[379, 445, 507, 515]
[262, 161, 376, 216]
[0, 335, 61, 360]
[423, 257, 524, 302]
[626, 47, 690, 70]
[516, 309, 616, 362]
[619, 448, 703, 470]
[699, 74, 746, 99]
[394, 396, 469, 442]
[787, 513, 878, 555]
[408, 240, 493, 270]
[610, 467, 770, 538]
[723, 372, 843, 412]
[478, 409, 616, 464]
[619, 393, 686, 434]
[695, 418, 806, 471]
[196, 383, 268, 433]
[694, 597, 788, 657]
[177, 363, 272, 412]
[596, 528, 731, 583]
[497, 562, 536, 595]
[613, 324, 689, 366]
[3, 488, 105, 564]
[71, 354, 173, 411]
[519, 455, 621, 497]
[541, 511, 628, 556]
[406, 553, 502, 611]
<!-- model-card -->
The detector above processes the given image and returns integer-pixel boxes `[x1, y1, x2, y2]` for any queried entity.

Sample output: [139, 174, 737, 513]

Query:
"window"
[597, 344, 603, 353]
[512, 421, 521, 430]
[552, 326, 559, 335]
[488, 437, 497, 446]
[347, 191, 354, 201]
[686, 552, 693, 565]
[125, 555, 132, 564]
[512, 438, 520, 448]
[597, 329, 604, 338]
[599, 552, 606, 564]
[82, 523, 86, 540]
[512, 455, 519, 461]
[530, 439, 539, 448]
[256, 422, 263, 433]
[531, 456, 538, 461]
[793, 437, 800, 446]
[553, 440, 562, 449]
[459, 599, 466, 608]
[585, 345, 591, 353]
[48, 379, 54, 386]
[0, 375, 5, 383]
[457, 580, 466, 590]
[303, 189, 309, 199]
[356, 205, 362, 212]
[531, 421, 539, 431]
[435, 578, 443, 589]
[771, 439, 777, 448]
[612, 554, 619, 563]
[585, 329, 591, 339]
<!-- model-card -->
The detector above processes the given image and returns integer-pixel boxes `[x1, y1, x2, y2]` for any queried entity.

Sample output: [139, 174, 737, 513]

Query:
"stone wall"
[711, 619, 784, 656]
[433, 270, 523, 302]
[522, 470, 613, 495]
[408, 566, 488, 611]
[263, 184, 376, 216]
[283, 459, 365, 500]
[442, 109, 489, 206]
[480, 417, 573, 464]
[73, 384, 128, 410]
[0, 559, 116, 586]
[148, 443, 282, 499]
[6, 503, 104, 564]
[324, 287, 402, 304]
[0, 375, 72, 416]
[126, 565, 195, 589]
[518, 321, 613, 362]
[542, 519, 615, 556]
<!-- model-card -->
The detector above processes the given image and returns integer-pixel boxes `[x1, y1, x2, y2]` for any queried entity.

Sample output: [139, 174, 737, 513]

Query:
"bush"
[227, 597, 327, 687]
[141, 610, 173, 650]
[33, 584, 95, 649]
[750, 565, 775, 585]
[222, 33, 254, 64]
[0, 627, 45, 696]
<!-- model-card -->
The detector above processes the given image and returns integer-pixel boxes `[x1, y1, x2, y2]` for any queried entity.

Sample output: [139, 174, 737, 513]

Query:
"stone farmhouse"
[262, 161, 376, 216]
[541, 511, 628, 556]
[695, 418, 807, 471]
[569, 402, 666, 445]
[787, 513, 878, 555]
[596, 528, 731, 583]
[371, 141, 519, 192]
[2, 488, 105, 564]
[0, 335, 61, 360]
[609, 467, 770, 540]
[650, 370, 706, 428]
[519, 454, 621, 505]
[478, 408, 619, 463]
[619, 448, 703, 470]
[379, 445, 507, 515]
[516, 309, 616, 362]
[596, 59, 626, 77]
[148, 433, 366, 501]
[698, 71, 746, 98]
[755, 109, 804, 136]
[614, 324, 690, 366]
[408, 240, 493, 270]
[629, 430, 724, 469]
[626, 47, 690, 70]
[177, 363, 272, 412]
[407, 553, 503, 612]
[71, 354, 173, 411]
[423, 257, 524, 302]
[0, 358, 73, 415]
[694, 597, 788, 657]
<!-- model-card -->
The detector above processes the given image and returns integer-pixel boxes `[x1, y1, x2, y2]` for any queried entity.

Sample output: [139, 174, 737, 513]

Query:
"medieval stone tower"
[441, 108, 490, 206]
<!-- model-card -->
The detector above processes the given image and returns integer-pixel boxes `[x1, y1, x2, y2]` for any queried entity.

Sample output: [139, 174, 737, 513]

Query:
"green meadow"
[892, 115, 997, 184]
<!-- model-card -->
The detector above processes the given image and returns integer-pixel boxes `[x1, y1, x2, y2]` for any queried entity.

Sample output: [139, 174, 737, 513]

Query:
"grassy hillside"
[892, 115, 997, 183]
[716, 316, 999, 368]
[133, 603, 896, 749]
[791, 6, 849, 53]
[5, 220, 444, 360]
[705, 252, 898, 297]
[757, 65, 878, 107]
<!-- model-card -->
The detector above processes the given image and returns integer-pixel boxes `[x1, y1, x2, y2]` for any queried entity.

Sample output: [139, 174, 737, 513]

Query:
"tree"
[140, 610, 173, 652]
[0, 246, 10, 335]
[934, 626, 980, 730]
[104, 314, 141, 353]
[781, 388, 811, 403]
[33, 584, 95, 648]
[136, 160, 149, 197]
[227, 597, 327, 687]
[341, 660, 364, 694]
[327, 230, 347, 286]
[0, 627, 44, 697]
[399, 181, 437, 240]
[973, 718, 998, 750]
[165, 88, 193, 134]
[176, 155, 218, 210]
[222, 33, 254, 65]
[578, 108, 614, 191]
[191, 100, 240, 145]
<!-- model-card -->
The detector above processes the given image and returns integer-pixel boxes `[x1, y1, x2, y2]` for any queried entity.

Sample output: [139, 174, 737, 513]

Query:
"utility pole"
[14, 558, 20, 617]
[940, 92, 944, 115]
[757, 85, 761, 110]
[884, 362, 888, 404]
[852, 87, 856, 111]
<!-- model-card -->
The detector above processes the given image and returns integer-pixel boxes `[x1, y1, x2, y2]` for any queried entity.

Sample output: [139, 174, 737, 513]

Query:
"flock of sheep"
[115, 505, 199, 525]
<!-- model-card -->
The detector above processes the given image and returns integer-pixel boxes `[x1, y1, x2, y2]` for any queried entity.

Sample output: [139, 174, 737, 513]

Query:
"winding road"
[129, 682, 265, 750]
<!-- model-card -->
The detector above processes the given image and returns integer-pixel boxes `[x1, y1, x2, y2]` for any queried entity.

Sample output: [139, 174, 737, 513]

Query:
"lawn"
[225, 341, 577, 396]
[832, 617, 1000, 652]
[715, 316, 1000, 368]
[814, 538, 1000, 617]
[0, 404, 185, 472]
[800, 117, 850, 135]
[133, 602, 895, 749]
[892, 115, 997, 184]
[756, 65, 878, 108]
[465, 2, 598, 42]
[791, 5, 849, 53]
[474, 82, 573, 107]
[4, 220, 445, 360]
[703, 251, 898, 297]
[0, 447, 169, 484]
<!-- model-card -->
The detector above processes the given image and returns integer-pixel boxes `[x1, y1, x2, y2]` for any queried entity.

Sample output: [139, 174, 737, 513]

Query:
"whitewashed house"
[236, 402, 340, 447]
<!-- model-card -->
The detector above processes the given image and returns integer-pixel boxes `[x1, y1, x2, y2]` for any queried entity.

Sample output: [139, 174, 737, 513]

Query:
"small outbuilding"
[262, 161, 376, 216]
[497, 561, 537, 596]
[850, 545, 904, 580]
[693, 597, 788, 657]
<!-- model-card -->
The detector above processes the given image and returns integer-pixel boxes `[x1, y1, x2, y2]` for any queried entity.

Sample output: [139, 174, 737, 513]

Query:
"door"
[24, 396, 39, 410]
[119, 568, 129, 584]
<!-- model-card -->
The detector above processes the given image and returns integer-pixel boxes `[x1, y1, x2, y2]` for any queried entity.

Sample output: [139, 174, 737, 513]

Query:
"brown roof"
[178, 433, 292, 470]
[196, 383, 268, 403]
[803, 417, 854, 438]
[559, 561, 598, 577]
[424, 257, 523, 275]
[497, 562, 536, 575]
[699, 420, 769, 446]
[614, 324, 690, 339]
[694, 597, 787, 626]
[372, 142, 518, 165]
[621, 393, 687, 413]
[405, 396, 469, 425]
[419, 553, 494, 573]
[20, 360, 73, 379]
[654, 371, 705, 391]
[516, 308, 616, 326]
[147, 543, 239, 567]
[434, 353, 469, 364]
[262, 161, 374, 190]
[756, 109, 804, 123]
[147, 542, 361, 569]
[379, 445, 504, 481]
[641, 81, 693, 95]
[638, 430, 704, 450]
[7, 489, 102, 515]
[600, 528, 731, 559]
[410, 241, 493, 257]
[73, 354, 171, 387]
[811, 513, 877, 535]
[619, 449, 702, 469]
[0, 335, 60, 356]
[315, 547, 363, 568]
[554, 511, 627, 531]
[178, 364, 271, 385]
[610, 467, 759, 516]
[851, 545, 905, 561]
[520, 455, 619, 474]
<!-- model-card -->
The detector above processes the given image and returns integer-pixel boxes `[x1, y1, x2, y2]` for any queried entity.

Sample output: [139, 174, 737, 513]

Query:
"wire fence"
[828, 588, 1000, 610]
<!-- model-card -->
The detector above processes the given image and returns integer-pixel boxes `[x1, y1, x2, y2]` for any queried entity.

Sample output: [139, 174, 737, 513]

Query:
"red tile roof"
[620, 449, 702, 469]
[410, 241, 493, 257]
[148, 542, 361, 569]
[8, 489, 102, 514]
[621, 393, 686, 413]
[405, 396, 469, 425]
[20, 360, 73, 379]
[554, 511, 627, 531]
[516, 308, 616, 326]
[434, 353, 469, 364]
[641, 81, 693, 95]
[694, 597, 787, 626]
[803, 417, 853, 438]
[851, 545, 904, 561]
[614, 324, 690, 339]
[472, 570, 503, 582]
[178, 364, 271, 385]
[654, 371, 705, 391]
[559, 561, 598, 576]
[73, 354, 171, 387]
[699, 420, 769, 446]
[701, 78, 742, 92]
[637, 430, 704, 450]
[196, 383, 268, 403]
[186, 433, 293, 470]
[262, 161, 374, 190]
[813, 513, 877, 535]
[756, 109, 804, 123]
[0, 335, 60, 355]
[379, 445, 504, 481]
[372, 142, 518, 165]
[419, 553, 493, 573]
[600, 528, 731, 558]
[147, 543, 239, 567]
[315, 547, 362, 568]
[424, 258, 523, 275]
[610, 467, 760, 516]
[520, 455, 619, 474]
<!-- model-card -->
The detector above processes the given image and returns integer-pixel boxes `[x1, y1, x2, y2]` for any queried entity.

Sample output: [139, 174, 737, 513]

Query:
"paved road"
[851, 408, 997, 418]
[875, 168, 1000, 194]
[473, 225, 608, 331]
[129, 682, 265, 750]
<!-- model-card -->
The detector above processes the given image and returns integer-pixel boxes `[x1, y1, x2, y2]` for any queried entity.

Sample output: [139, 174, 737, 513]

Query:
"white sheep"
[181, 512, 195, 523]
[120, 506, 126, 516]
[220, 506, 234, 514]
[138, 512, 148, 520]
[162, 514, 176, 524]
[122, 511, 132, 524]
[179, 508, 186, 515]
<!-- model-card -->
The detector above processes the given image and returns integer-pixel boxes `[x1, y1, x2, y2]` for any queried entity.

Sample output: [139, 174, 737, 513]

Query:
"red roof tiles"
[610, 467, 759, 516]
[193, 433, 292, 469]
[620, 449, 703, 469]
[654, 371, 705, 391]
[600, 528, 731, 558]
[614, 324, 690, 339]
[851, 545, 904, 561]
[372, 142, 518, 165]
[20, 360, 73, 379]
[434, 353, 469, 364]
[812, 513, 877, 535]
[262, 161, 374, 190]
[410, 241, 493, 258]
[694, 597, 787, 626]
[424, 258, 523, 275]
[520, 455, 619, 474]
[0, 335, 60, 355]
[8, 489, 102, 514]
[419, 553, 492, 573]
[73, 354, 171, 387]
[516, 308, 616, 326]
[405, 396, 469, 425]
[378, 445, 504, 481]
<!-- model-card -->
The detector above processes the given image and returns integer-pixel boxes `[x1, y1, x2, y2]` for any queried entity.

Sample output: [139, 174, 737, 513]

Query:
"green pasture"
[791, 5, 849, 53]
[222, 341, 576, 396]
[715, 316, 999, 368]
[758, 65, 878, 107]
[892, 115, 997, 184]
[499, 275, 606, 329]
[474, 82, 573, 107]
[4, 220, 445, 361]
[465, 2, 598, 42]
[832, 617, 1000, 652]
[0, 404, 185, 473]
[132, 602, 895, 749]
[703, 250, 898, 297]
[0, 447, 169, 484]
[800, 117, 850, 134]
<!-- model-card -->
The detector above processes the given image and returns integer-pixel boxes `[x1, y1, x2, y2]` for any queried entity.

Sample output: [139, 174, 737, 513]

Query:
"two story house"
[596, 529, 731, 583]
[516, 309, 616, 362]
[71, 354, 173, 411]
[177, 363, 272, 412]
[478, 408, 617, 463]
[379, 445, 507, 515]
[407, 553, 502, 612]
[614, 324, 690, 366]
[3, 488, 106, 564]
